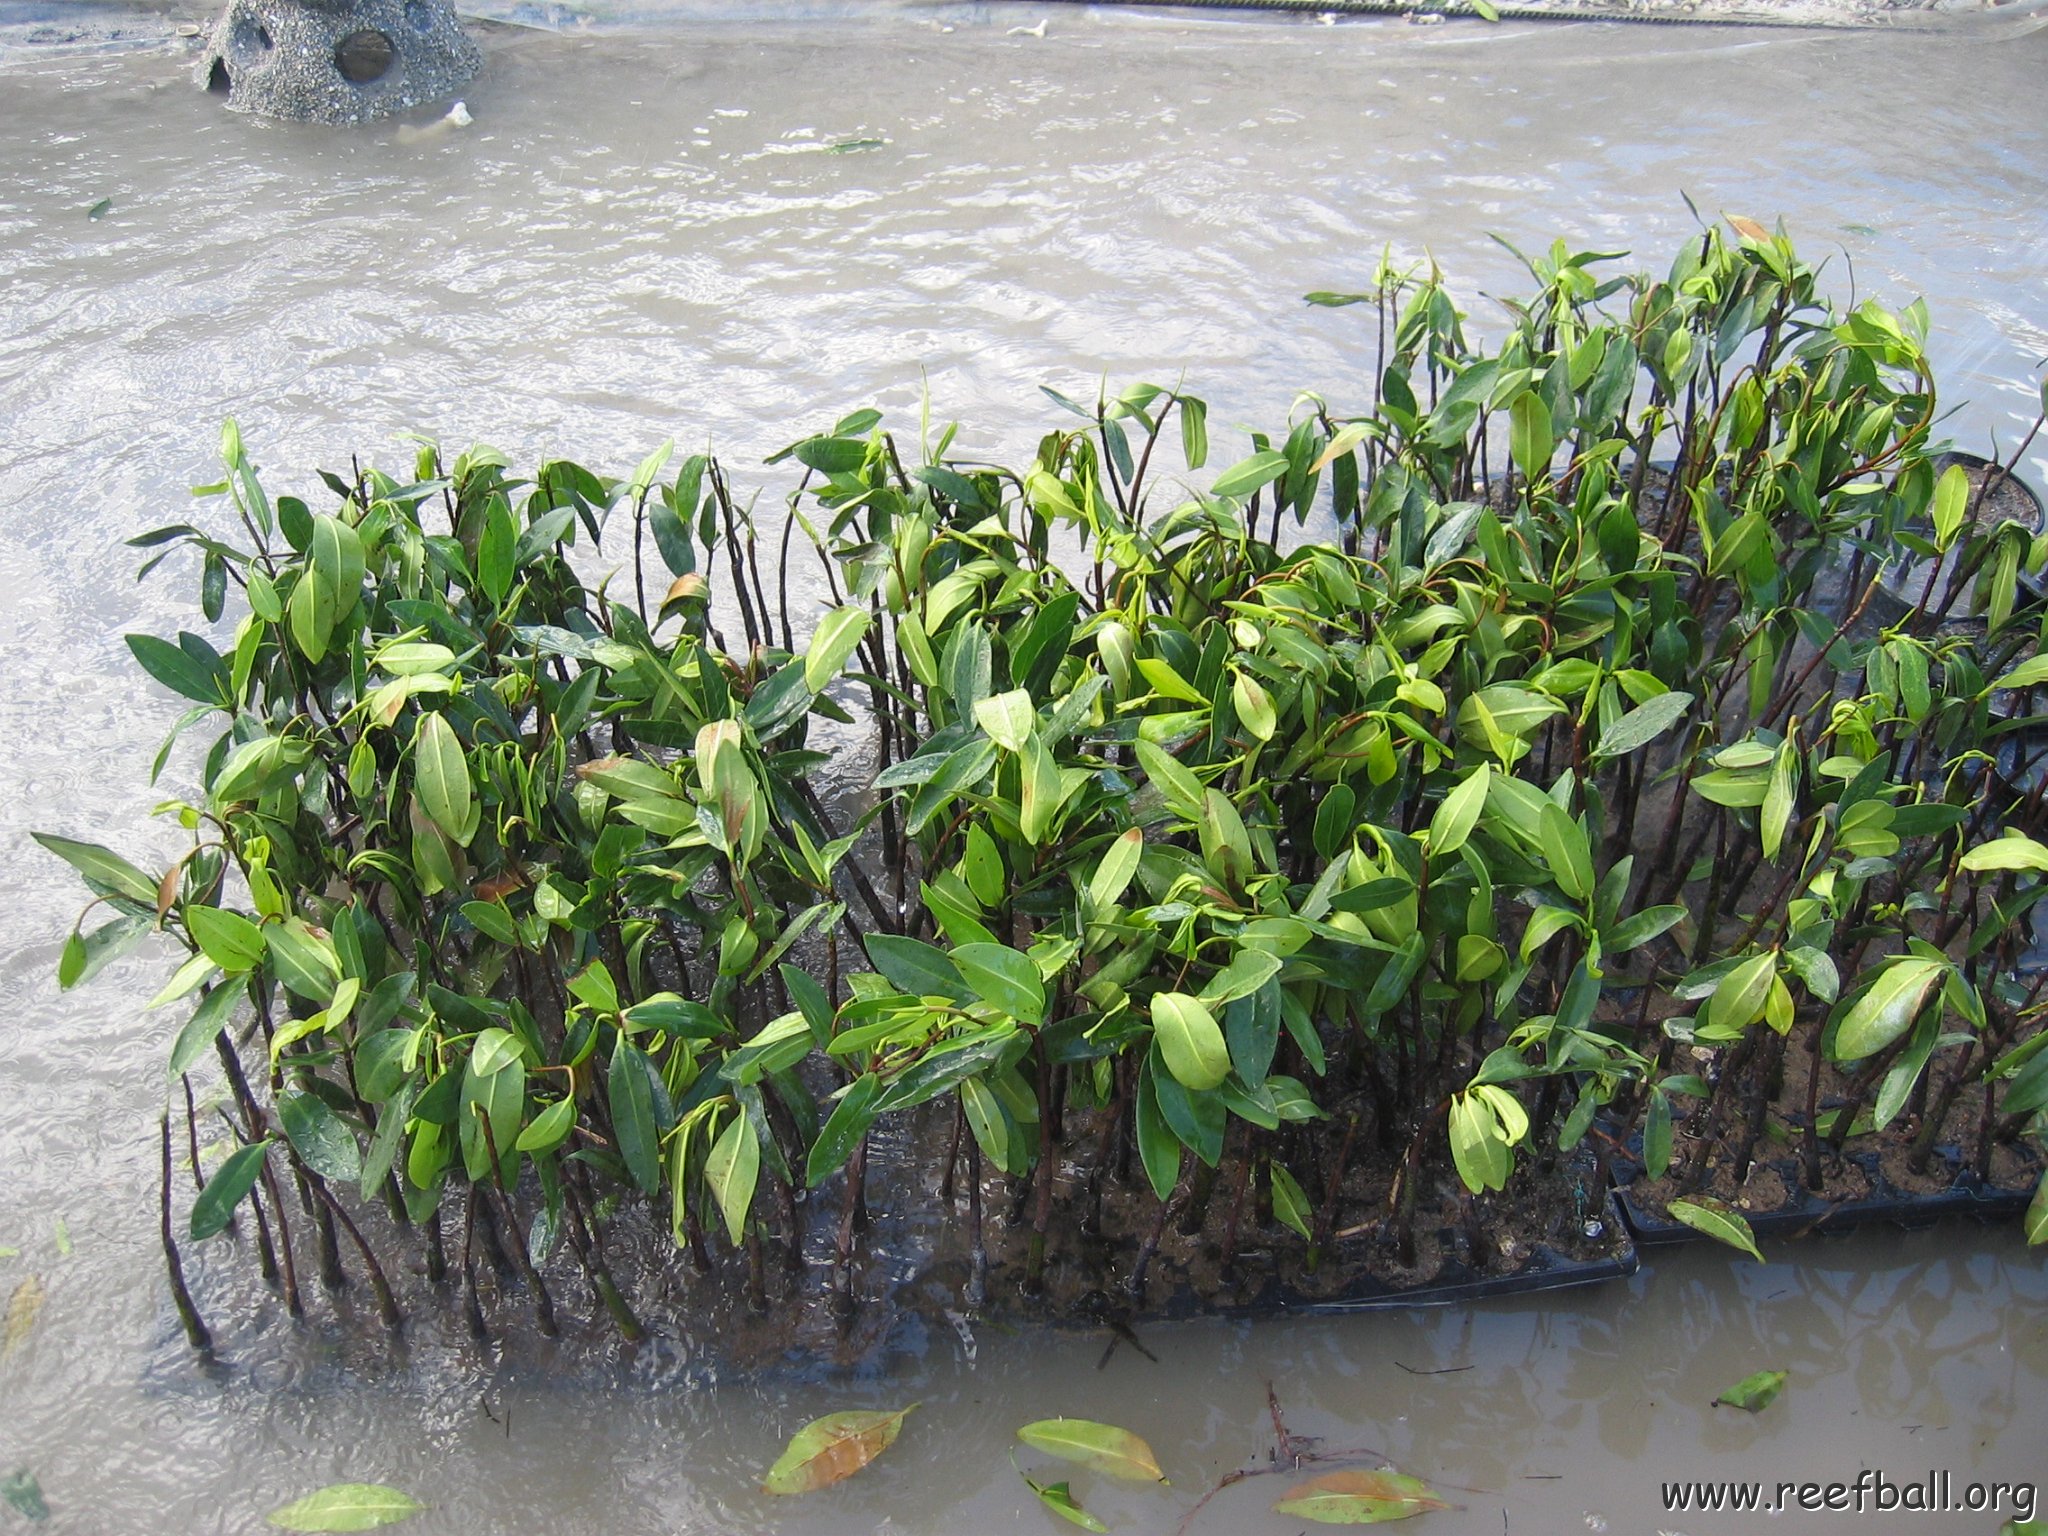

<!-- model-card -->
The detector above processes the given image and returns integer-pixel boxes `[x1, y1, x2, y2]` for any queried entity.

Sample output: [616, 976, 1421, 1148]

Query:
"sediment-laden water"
[1, 6, 2045, 1532]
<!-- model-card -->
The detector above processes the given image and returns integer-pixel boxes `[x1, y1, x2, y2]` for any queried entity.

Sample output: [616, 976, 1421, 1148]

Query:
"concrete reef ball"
[197, 0, 481, 125]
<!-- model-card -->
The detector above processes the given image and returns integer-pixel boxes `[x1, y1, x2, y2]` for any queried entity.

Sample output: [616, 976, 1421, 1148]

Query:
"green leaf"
[1990, 655, 2048, 693]
[2026, 1169, 2047, 1246]
[1833, 956, 1947, 1061]
[1270, 1160, 1312, 1240]
[1151, 992, 1230, 1092]
[1017, 1467, 1107, 1533]
[608, 1040, 662, 1194]
[1666, 1196, 1764, 1261]
[804, 606, 871, 693]
[32, 832, 157, 905]
[278, 1092, 361, 1183]
[1705, 950, 1777, 1037]
[1015, 1419, 1167, 1483]
[1593, 690, 1693, 760]
[168, 982, 244, 1080]
[1761, 740, 1797, 861]
[266, 1484, 425, 1531]
[952, 942, 1046, 1024]
[864, 933, 967, 1001]
[1536, 802, 1593, 903]
[1133, 736, 1204, 822]
[186, 906, 265, 973]
[1714, 1368, 1787, 1412]
[762, 1405, 917, 1494]
[1233, 672, 1277, 742]
[1510, 391, 1554, 483]
[1088, 828, 1144, 912]
[1449, 1090, 1511, 1194]
[413, 711, 473, 847]
[1605, 904, 1685, 953]
[191, 1139, 270, 1241]
[1211, 450, 1290, 500]
[514, 1095, 577, 1156]
[807, 1073, 882, 1186]
[1273, 1468, 1450, 1524]
[1428, 764, 1489, 857]
[974, 689, 1035, 752]
[125, 632, 225, 705]
[1960, 832, 2048, 874]
[704, 1111, 760, 1246]
[1, 1469, 48, 1522]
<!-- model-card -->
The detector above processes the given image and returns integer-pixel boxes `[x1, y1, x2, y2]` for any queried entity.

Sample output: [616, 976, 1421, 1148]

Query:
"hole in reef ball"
[206, 56, 231, 93]
[229, 15, 273, 54]
[334, 29, 396, 85]
[405, 0, 435, 31]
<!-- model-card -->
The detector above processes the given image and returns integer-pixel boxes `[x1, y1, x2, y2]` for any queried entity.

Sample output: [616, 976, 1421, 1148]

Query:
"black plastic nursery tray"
[1612, 1146, 2039, 1248]
[1194, 1190, 1640, 1317]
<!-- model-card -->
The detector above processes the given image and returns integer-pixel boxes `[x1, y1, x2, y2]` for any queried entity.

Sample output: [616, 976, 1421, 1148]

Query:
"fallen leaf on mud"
[1273, 1467, 1451, 1524]
[762, 1404, 917, 1494]
[1714, 1368, 1787, 1412]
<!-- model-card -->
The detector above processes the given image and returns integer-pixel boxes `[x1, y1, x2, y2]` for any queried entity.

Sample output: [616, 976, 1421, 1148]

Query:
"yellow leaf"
[4, 1275, 45, 1359]
[762, 1404, 917, 1494]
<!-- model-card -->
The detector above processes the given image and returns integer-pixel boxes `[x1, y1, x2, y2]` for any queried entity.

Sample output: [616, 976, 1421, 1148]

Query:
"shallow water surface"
[1, 7, 2046, 1534]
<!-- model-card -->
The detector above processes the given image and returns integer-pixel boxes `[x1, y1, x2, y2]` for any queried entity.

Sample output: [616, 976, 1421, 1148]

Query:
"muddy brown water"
[2, 5, 2047, 1533]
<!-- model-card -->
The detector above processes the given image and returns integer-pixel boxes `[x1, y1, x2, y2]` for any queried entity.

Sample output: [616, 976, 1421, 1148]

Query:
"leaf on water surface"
[1015, 1419, 1167, 1484]
[51, 1221, 69, 1259]
[1015, 1460, 1107, 1533]
[1272, 1468, 1451, 1524]
[87, 198, 111, 220]
[827, 138, 887, 153]
[1, 1469, 47, 1522]
[265, 1483, 425, 1531]
[3, 1275, 45, 1359]
[1713, 1368, 1787, 1412]
[761, 1404, 917, 1494]
[1665, 1196, 1764, 1262]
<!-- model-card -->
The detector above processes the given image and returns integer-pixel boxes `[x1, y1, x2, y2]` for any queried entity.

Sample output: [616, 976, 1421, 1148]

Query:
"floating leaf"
[3, 1276, 45, 1359]
[87, 197, 112, 220]
[1015, 1460, 1107, 1532]
[1273, 1468, 1450, 1524]
[266, 1483, 425, 1531]
[1714, 1368, 1787, 1412]
[1666, 1196, 1764, 1261]
[762, 1405, 917, 1494]
[1, 1470, 47, 1522]
[1015, 1419, 1167, 1484]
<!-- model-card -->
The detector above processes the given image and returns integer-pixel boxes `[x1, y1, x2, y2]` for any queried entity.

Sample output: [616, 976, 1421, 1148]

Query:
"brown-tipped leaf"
[762, 1404, 917, 1494]
[1015, 1418, 1167, 1483]
[1273, 1468, 1450, 1524]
